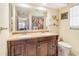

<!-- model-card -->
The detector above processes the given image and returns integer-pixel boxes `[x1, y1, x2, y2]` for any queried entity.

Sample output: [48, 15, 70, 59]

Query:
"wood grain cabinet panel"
[48, 40, 56, 56]
[7, 40, 25, 56]
[11, 44, 25, 56]
[25, 41, 37, 56]
[7, 35, 58, 56]
[37, 41, 48, 56]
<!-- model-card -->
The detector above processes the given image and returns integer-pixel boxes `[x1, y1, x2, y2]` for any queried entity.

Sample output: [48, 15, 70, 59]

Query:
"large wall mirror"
[9, 4, 47, 33]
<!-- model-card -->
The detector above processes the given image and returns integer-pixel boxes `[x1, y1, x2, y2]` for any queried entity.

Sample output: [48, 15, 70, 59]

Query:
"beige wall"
[59, 7, 79, 55]
[46, 9, 59, 34]
[0, 3, 9, 56]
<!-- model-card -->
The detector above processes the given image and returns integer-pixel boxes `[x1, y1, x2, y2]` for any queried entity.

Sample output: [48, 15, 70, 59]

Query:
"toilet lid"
[58, 42, 72, 48]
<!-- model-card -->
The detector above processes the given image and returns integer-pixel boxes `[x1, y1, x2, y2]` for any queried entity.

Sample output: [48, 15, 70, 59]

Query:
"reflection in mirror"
[9, 4, 47, 33]
[32, 16, 44, 30]
[16, 7, 29, 31]
[16, 17, 29, 30]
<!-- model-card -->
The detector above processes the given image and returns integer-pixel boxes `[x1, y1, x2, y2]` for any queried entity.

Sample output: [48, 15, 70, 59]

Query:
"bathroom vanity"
[8, 4, 58, 56]
[7, 33, 58, 56]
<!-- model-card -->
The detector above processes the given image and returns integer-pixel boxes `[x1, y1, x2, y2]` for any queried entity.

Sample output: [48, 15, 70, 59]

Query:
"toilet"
[58, 41, 72, 56]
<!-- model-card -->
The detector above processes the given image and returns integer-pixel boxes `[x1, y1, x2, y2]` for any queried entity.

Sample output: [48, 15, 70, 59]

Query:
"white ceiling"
[28, 3, 68, 9]
[15, 3, 78, 10]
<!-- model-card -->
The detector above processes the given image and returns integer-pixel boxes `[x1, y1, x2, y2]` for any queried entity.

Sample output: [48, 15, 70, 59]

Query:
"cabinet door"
[11, 44, 25, 56]
[25, 41, 37, 56]
[37, 41, 48, 56]
[48, 39, 57, 56]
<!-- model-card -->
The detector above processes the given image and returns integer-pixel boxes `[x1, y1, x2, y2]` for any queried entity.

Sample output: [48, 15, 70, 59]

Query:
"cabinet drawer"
[10, 40, 25, 46]
[37, 37, 51, 42]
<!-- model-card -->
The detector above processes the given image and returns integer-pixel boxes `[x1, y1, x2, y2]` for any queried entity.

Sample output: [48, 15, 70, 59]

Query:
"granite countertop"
[9, 32, 58, 41]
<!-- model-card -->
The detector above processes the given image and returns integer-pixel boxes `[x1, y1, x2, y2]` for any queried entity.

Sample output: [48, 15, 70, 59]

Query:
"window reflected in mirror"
[16, 17, 29, 30]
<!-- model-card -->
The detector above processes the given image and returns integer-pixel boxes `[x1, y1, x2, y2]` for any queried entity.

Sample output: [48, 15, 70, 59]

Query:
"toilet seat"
[58, 42, 72, 48]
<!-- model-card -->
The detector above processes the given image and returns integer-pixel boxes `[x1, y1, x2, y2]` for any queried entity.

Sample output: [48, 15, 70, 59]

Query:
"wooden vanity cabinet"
[7, 35, 58, 56]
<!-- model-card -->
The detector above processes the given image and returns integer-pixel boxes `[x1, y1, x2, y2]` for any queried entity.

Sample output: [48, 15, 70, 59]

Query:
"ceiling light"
[42, 3, 47, 5]
[36, 7, 46, 11]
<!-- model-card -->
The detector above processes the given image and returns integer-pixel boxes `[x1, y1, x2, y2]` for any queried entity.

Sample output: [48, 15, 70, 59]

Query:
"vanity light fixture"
[15, 4, 31, 8]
